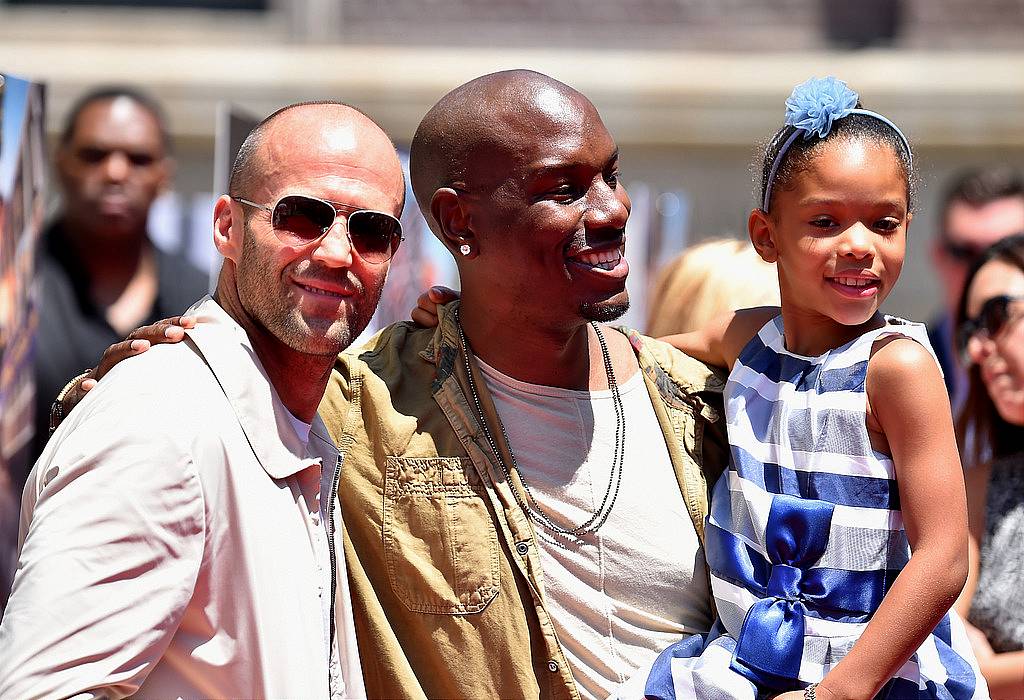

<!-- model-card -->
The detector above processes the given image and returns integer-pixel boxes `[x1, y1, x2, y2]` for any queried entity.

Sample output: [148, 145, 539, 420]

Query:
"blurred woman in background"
[645, 238, 779, 337]
[953, 233, 1024, 700]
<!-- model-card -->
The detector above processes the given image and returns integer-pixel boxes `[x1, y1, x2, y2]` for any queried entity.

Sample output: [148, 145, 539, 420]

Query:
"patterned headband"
[761, 76, 912, 212]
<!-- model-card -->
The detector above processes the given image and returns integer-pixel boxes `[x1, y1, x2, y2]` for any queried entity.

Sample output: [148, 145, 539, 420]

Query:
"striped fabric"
[635, 316, 987, 700]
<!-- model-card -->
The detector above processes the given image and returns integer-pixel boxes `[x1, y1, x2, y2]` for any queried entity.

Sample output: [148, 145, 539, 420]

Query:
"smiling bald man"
[320, 70, 728, 700]
[0, 101, 405, 698]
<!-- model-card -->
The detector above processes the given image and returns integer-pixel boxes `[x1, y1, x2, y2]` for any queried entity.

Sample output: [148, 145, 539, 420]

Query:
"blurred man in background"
[930, 166, 1024, 407]
[28, 87, 208, 485]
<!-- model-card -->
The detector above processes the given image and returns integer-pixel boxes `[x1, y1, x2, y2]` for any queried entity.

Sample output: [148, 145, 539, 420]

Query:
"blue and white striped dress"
[637, 316, 986, 700]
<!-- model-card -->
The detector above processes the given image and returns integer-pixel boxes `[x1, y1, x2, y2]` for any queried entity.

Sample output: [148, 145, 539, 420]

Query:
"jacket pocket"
[383, 456, 500, 614]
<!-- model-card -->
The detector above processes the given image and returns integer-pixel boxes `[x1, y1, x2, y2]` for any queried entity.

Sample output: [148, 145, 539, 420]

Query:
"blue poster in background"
[0, 72, 46, 613]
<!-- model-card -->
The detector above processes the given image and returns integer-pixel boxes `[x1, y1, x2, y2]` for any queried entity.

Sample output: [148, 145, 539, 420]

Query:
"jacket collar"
[184, 296, 320, 479]
[420, 300, 724, 403]
[419, 300, 465, 392]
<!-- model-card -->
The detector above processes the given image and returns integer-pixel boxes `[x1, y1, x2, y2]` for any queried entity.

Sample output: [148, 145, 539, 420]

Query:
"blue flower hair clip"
[761, 76, 912, 211]
[785, 76, 859, 140]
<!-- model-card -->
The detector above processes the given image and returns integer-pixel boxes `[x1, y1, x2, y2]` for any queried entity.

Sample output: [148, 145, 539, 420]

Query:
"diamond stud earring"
[459, 243, 471, 256]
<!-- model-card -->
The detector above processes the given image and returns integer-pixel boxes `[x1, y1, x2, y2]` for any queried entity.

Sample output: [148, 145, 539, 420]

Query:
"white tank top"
[477, 357, 713, 700]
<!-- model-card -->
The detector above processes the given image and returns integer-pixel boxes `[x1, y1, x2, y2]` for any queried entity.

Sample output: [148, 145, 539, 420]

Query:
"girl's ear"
[748, 208, 778, 263]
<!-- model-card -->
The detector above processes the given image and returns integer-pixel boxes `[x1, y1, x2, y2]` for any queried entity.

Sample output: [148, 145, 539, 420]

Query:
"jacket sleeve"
[0, 405, 206, 699]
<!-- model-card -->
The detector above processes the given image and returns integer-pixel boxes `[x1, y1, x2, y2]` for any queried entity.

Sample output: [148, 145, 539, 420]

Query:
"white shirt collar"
[183, 296, 320, 479]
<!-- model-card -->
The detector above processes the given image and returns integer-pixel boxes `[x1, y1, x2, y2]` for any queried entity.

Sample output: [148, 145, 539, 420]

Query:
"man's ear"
[213, 195, 242, 263]
[748, 208, 778, 264]
[430, 188, 477, 258]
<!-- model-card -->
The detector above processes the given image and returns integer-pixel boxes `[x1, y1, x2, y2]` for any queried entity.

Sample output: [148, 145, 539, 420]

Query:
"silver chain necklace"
[456, 309, 626, 538]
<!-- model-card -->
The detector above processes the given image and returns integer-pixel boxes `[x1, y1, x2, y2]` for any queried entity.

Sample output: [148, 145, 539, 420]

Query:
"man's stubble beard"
[579, 291, 630, 323]
[237, 224, 385, 357]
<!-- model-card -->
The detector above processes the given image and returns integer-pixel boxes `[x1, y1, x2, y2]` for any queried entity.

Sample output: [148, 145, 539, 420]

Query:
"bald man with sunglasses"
[0, 101, 405, 698]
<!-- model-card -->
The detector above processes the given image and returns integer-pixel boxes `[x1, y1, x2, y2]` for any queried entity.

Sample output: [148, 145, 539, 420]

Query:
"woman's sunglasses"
[234, 194, 403, 264]
[957, 294, 1024, 359]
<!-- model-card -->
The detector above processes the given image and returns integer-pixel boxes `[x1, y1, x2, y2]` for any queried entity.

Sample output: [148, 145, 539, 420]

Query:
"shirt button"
[515, 541, 529, 555]
[547, 660, 559, 673]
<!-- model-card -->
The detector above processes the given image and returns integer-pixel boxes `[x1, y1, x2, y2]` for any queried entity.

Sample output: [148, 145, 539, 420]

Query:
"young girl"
[630, 77, 987, 700]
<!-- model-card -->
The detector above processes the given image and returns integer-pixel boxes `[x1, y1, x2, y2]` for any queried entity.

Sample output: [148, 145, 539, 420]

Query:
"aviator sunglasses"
[234, 194, 403, 264]
[957, 294, 1024, 360]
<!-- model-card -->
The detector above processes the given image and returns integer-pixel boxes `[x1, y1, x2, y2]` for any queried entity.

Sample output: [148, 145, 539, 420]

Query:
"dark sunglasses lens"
[349, 211, 401, 261]
[981, 296, 1011, 336]
[959, 296, 1014, 357]
[272, 196, 335, 241]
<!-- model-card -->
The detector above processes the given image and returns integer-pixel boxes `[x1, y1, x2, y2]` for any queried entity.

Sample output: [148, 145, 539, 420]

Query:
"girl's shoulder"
[729, 304, 782, 343]
[863, 319, 954, 463]
[865, 316, 941, 373]
[722, 306, 781, 365]
[733, 306, 781, 332]
[865, 318, 945, 395]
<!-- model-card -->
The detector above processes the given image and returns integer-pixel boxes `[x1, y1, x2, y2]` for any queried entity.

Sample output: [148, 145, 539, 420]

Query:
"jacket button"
[515, 542, 529, 555]
[547, 660, 559, 673]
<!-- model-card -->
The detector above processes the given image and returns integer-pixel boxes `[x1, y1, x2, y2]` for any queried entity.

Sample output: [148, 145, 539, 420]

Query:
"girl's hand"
[773, 685, 843, 700]
[410, 286, 459, 328]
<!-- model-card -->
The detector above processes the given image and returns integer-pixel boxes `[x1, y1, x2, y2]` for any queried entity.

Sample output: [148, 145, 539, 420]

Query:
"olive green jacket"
[320, 302, 728, 699]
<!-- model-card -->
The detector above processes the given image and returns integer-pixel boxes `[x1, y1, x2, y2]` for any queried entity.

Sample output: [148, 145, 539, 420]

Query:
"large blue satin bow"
[706, 493, 888, 689]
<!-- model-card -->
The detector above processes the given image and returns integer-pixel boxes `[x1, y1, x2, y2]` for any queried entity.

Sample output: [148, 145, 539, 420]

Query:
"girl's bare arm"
[816, 338, 969, 700]
[659, 306, 779, 370]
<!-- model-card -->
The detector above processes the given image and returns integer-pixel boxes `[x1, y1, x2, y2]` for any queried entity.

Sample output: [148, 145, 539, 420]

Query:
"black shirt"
[26, 220, 209, 488]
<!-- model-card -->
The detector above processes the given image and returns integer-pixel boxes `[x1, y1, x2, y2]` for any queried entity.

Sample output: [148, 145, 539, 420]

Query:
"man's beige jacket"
[321, 301, 728, 699]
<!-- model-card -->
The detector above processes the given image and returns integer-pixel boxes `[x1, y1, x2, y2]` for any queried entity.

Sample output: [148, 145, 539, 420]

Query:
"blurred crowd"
[1, 84, 1021, 696]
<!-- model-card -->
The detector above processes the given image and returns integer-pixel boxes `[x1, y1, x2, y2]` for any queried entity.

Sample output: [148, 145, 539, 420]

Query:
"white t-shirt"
[284, 415, 331, 649]
[286, 411, 364, 700]
[477, 357, 713, 700]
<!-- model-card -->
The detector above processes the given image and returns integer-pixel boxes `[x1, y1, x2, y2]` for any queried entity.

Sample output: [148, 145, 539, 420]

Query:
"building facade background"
[2, 0, 1024, 325]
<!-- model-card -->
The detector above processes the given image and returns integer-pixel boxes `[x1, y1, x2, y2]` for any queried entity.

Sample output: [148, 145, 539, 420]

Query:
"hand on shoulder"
[411, 286, 459, 328]
[53, 315, 196, 429]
